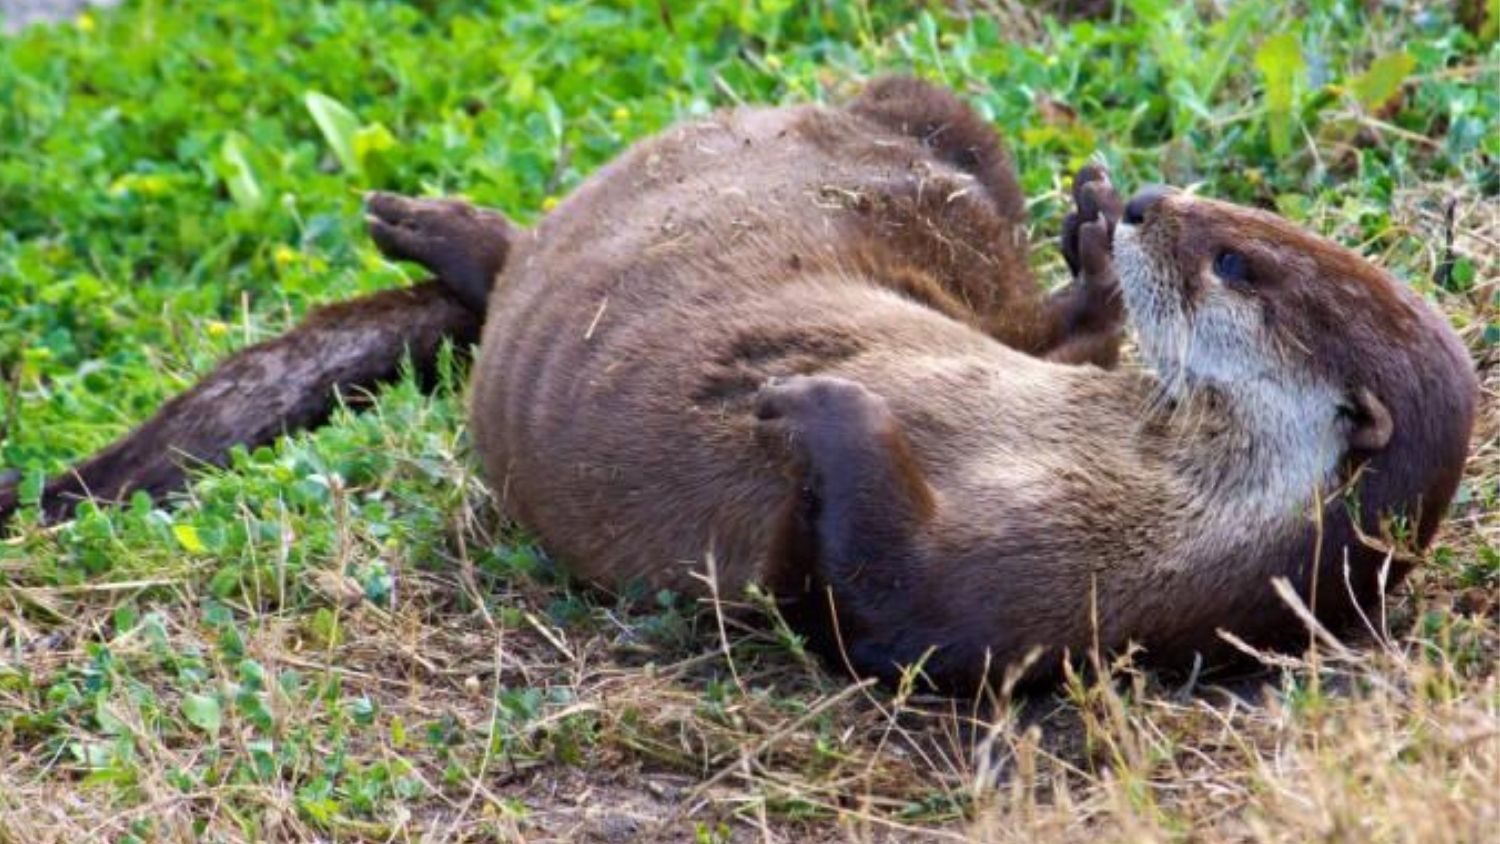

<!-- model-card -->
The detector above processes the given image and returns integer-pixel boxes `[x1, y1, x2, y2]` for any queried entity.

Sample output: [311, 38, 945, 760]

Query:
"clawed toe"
[366, 192, 458, 264]
[1071, 163, 1110, 200]
[366, 212, 427, 267]
[1061, 164, 1122, 279]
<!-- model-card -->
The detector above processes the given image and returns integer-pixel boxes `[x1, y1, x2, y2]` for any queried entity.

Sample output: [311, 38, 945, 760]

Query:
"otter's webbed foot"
[365, 192, 513, 314]
[1046, 163, 1126, 367]
[754, 375, 939, 683]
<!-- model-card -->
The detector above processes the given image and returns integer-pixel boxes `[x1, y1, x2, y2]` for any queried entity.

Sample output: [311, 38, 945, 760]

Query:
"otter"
[7, 78, 1477, 691]
[373, 76, 1477, 689]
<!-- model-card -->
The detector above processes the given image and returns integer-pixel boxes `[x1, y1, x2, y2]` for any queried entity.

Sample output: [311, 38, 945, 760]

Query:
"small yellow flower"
[75, 13, 95, 33]
[273, 244, 298, 267]
[612, 106, 630, 123]
[206, 320, 229, 338]
[541, 196, 560, 212]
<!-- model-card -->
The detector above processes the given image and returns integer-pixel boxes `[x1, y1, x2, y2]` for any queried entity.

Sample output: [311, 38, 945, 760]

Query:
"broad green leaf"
[208, 564, 243, 598]
[305, 91, 362, 176]
[112, 603, 138, 635]
[298, 796, 339, 825]
[18, 470, 44, 508]
[1350, 52, 1415, 112]
[236, 689, 274, 731]
[69, 741, 116, 769]
[219, 132, 265, 211]
[173, 523, 206, 553]
[1450, 257, 1477, 291]
[182, 693, 222, 733]
[507, 70, 535, 107]
[352, 123, 397, 179]
[1254, 33, 1305, 156]
[94, 696, 129, 736]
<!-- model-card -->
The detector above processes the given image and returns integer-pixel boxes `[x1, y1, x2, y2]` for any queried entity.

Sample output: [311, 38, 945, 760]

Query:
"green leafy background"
[0, 1, 1494, 840]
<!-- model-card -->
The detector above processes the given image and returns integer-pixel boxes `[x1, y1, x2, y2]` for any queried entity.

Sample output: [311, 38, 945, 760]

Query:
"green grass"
[1, 1, 1496, 841]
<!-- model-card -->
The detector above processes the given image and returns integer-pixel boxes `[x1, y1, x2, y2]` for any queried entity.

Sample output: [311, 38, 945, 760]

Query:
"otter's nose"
[1123, 185, 1172, 225]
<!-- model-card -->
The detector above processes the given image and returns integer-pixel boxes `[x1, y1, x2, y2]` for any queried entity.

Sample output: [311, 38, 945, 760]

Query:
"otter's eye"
[1213, 250, 1251, 284]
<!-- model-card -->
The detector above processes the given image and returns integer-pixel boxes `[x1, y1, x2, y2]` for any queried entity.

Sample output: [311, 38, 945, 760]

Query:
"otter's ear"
[1344, 386, 1393, 452]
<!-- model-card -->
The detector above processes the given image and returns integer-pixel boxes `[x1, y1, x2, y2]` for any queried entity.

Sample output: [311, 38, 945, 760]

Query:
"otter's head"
[1114, 187, 1477, 549]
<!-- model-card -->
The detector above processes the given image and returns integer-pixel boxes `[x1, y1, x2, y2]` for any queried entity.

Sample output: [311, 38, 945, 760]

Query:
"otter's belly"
[459, 100, 1045, 595]
[468, 272, 1035, 595]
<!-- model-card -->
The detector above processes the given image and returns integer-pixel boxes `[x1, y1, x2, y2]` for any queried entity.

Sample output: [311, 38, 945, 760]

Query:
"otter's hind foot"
[754, 375, 943, 685]
[365, 192, 512, 314]
[754, 374, 936, 549]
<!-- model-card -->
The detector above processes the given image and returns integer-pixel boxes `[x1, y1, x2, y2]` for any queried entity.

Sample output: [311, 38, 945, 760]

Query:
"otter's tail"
[0, 193, 512, 525]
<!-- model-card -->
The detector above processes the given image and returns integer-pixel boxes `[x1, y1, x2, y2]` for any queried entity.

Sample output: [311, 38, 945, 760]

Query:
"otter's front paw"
[365, 192, 511, 313]
[1059, 164, 1124, 326]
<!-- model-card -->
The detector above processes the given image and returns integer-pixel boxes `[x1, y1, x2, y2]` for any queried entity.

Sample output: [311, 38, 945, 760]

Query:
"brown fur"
[1113, 190, 1478, 663]
[440, 77, 1474, 690]
[460, 79, 1123, 603]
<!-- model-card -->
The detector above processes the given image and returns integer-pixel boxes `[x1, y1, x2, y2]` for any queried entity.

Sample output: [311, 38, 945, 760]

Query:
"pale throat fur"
[1112, 213, 1347, 544]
